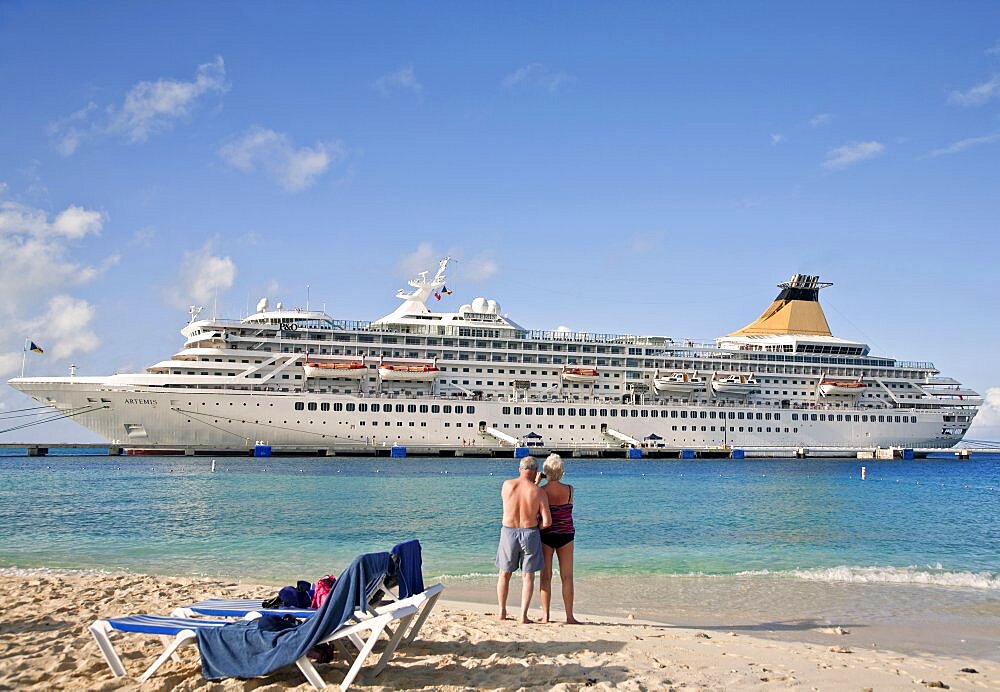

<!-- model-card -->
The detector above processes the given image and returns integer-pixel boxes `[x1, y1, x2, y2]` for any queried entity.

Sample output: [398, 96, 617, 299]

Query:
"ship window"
[819, 414, 826, 421]
[371, 404, 380, 412]
[578, 408, 586, 416]
[567, 409, 575, 416]
[810, 414, 818, 421]
[790, 413, 799, 421]
[407, 405, 417, 413]
[879, 415, 885, 422]
[894, 416, 901, 423]
[600, 409, 608, 416]
[513, 407, 521, 414]
[295, 402, 305, 411]
[640, 410, 648, 417]
[557, 408, 566, 415]
[911, 416, 917, 423]
[358, 404, 367, 412]
[775, 413, 781, 420]
[431, 405, 440, 413]
[609, 409, 617, 417]
[308, 402, 317, 411]
[671, 411, 678, 418]
[333, 403, 343, 412]
[346, 403, 356, 412]
[853, 415, 860, 422]
[651, 410, 658, 418]
[590, 409, 598, 416]
[628, 410, 637, 417]
[710, 412, 716, 419]
[737, 412, 744, 420]
[681, 411, 688, 418]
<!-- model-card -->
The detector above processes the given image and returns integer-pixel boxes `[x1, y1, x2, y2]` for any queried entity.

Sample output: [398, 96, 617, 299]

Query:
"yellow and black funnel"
[730, 274, 833, 336]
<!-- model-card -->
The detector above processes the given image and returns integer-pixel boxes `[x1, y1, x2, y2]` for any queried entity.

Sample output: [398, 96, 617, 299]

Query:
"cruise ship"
[7, 259, 981, 454]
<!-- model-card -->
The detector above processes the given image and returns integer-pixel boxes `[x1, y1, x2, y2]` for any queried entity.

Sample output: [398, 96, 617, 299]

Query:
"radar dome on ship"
[466, 297, 500, 314]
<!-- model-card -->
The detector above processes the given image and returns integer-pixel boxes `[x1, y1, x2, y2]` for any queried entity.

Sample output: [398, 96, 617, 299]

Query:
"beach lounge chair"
[172, 581, 445, 648]
[89, 604, 416, 689]
[89, 552, 414, 690]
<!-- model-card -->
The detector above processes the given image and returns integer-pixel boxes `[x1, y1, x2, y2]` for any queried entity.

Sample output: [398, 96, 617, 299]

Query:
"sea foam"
[738, 564, 1000, 590]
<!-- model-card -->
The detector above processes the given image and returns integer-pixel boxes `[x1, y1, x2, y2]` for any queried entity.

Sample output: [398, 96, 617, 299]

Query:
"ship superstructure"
[7, 260, 980, 452]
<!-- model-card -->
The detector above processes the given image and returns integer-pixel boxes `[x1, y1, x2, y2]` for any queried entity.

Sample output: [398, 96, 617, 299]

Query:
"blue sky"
[2, 2, 1000, 441]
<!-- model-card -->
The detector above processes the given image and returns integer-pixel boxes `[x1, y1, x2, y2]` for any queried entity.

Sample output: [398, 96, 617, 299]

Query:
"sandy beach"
[0, 569, 996, 690]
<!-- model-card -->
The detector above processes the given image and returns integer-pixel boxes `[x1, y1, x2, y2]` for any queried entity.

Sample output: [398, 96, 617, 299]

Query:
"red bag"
[311, 575, 336, 609]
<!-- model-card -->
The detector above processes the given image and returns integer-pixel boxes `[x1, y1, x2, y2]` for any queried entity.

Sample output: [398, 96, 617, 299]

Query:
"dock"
[1, 442, 996, 459]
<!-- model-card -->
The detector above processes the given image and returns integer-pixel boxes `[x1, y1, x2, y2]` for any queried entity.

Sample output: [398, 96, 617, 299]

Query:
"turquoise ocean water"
[1, 453, 998, 656]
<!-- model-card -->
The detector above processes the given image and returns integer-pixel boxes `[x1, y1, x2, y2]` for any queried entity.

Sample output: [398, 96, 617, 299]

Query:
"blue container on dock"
[731, 448, 745, 460]
[680, 449, 696, 460]
[390, 445, 407, 459]
[627, 447, 643, 460]
[902, 448, 914, 460]
[253, 444, 272, 458]
[514, 447, 531, 459]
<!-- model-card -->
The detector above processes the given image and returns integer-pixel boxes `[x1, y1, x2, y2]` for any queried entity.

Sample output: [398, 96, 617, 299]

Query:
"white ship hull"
[8, 377, 968, 451]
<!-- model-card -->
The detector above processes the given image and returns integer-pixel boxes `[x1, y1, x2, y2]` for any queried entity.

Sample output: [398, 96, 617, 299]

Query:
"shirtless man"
[496, 456, 552, 623]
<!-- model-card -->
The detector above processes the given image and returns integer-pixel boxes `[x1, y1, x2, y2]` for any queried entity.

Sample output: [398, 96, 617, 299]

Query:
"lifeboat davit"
[562, 367, 598, 383]
[303, 361, 367, 379]
[653, 372, 704, 394]
[819, 379, 866, 396]
[712, 374, 758, 396]
[378, 364, 440, 382]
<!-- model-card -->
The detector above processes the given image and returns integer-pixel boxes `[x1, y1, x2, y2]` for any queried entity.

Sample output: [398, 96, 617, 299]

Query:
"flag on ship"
[442, 285, 452, 295]
[434, 292, 442, 301]
[28, 341, 43, 354]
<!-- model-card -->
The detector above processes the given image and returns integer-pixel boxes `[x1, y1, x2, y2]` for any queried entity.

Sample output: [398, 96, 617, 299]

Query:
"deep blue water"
[0, 453, 997, 587]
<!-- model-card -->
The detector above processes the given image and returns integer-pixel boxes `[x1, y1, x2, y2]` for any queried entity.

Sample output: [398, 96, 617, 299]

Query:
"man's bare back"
[501, 475, 552, 529]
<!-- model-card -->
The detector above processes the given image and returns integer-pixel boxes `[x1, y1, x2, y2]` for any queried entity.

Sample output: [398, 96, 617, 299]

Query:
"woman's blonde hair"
[543, 453, 564, 482]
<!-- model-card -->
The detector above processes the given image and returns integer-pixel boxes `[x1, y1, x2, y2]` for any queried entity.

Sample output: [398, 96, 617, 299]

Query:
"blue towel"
[197, 552, 392, 680]
[390, 539, 424, 599]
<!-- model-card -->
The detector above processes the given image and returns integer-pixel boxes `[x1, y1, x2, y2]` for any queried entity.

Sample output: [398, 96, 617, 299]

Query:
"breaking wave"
[735, 564, 1000, 589]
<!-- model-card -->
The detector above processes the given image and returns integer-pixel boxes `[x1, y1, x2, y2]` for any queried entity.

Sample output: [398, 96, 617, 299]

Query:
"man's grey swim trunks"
[496, 526, 543, 573]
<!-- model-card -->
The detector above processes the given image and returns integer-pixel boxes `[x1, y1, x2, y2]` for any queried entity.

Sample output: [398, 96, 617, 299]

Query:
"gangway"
[482, 426, 519, 446]
[603, 427, 640, 447]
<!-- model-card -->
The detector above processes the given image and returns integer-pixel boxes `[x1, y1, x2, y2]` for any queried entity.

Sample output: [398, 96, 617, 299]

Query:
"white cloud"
[462, 257, 498, 280]
[36, 295, 100, 359]
[48, 102, 97, 155]
[219, 127, 346, 192]
[397, 242, 437, 279]
[501, 63, 572, 92]
[968, 387, 1000, 439]
[629, 233, 659, 253]
[948, 74, 1000, 106]
[49, 57, 228, 153]
[821, 141, 885, 170]
[52, 205, 105, 238]
[986, 41, 1000, 56]
[397, 243, 498, 283]
[809, 113, 834, 127]
[0, 197, 112, 376]
[0, 352, 21, 378]
[170, 243, 237, 308]
[770, 133, 785, 145]
[373, 66, 423, 97]
[923, 133, 1000, 158]
[0, 201, 109, 316]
